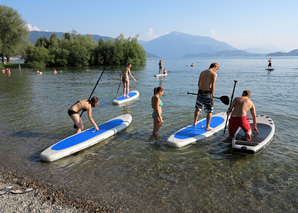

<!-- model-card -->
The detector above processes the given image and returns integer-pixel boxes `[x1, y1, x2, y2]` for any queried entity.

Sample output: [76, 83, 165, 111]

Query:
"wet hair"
[128, 63, 132, 66]
[154, 87, 164, 95]
[89, 96, 99, 107]
[209, 62, 219, 70]
[242, 90, 251, 98]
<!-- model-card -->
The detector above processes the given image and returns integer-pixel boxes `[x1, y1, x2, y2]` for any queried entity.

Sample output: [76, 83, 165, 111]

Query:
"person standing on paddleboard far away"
[193, 62, 219, 129]
[68, 97, 99, 133]
[226, 90, 258, 141]
[268, 58, 272, 69]
[120, 63, 136, 98]
[158, 60, 164, 74]
[152, 87, 164, 137]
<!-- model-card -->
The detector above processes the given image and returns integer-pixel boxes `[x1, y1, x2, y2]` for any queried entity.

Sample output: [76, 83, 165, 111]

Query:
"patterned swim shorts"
[195, 89, 213, 113]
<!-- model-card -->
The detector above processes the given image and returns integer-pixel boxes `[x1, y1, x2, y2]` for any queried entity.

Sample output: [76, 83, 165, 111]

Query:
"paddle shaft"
[79, 67, 106, 117]
[187, 92, 223, 100]
[114, 80, 122, 99]
[223, 80, 238, 134]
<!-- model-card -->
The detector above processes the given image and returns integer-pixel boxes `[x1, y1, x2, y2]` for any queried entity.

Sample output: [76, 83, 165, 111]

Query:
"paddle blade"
[220, 96, 230, 105]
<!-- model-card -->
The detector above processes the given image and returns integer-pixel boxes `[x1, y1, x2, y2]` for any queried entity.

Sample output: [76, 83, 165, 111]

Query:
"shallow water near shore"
[1, 57, 298, 212]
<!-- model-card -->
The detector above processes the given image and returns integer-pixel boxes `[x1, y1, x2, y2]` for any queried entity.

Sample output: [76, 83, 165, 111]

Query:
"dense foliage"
[0, 5, 29, 63]
[25, 32, 146, 67]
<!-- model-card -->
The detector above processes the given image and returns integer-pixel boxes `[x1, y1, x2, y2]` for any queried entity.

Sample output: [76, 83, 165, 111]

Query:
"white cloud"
[27, 24, 40, 31]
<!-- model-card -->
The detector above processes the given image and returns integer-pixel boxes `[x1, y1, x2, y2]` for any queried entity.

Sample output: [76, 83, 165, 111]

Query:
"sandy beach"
[0, 166, 111, 212]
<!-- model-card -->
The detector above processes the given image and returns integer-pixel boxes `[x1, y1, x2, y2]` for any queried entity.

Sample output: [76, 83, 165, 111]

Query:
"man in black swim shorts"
[193, 62, 219, 130]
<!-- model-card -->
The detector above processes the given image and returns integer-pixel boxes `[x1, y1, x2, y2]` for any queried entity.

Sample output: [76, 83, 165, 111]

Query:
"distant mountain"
[28, 31, 112, 45]
[267, 49, 298, 56]
[141, 31, 237, 58]
[184, 50, 261, 57]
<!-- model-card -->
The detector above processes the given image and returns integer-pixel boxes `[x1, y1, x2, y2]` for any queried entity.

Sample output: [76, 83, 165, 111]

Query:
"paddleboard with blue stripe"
[40, 114, 132, 162]
[113, 90, 139, 105]
[167, 112, 227, 147]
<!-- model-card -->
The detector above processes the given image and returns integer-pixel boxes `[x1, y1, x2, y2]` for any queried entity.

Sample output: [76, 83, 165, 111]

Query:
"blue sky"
[2, 0, 298, 51]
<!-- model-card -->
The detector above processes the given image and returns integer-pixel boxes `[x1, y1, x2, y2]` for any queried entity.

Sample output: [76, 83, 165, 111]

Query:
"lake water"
[0, 57, 297, 212]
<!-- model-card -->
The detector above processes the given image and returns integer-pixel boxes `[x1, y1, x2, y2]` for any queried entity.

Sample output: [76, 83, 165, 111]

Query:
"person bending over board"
[120, 63, 137, 98]
[226, 90, 258, 141]
[68, 97, 99, 133]
[193, 62, 219, 130]
[152, 87, 164, 137]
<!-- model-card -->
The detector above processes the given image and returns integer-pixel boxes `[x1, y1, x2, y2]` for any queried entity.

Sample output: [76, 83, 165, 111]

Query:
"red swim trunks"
[228, 116, 251, 136]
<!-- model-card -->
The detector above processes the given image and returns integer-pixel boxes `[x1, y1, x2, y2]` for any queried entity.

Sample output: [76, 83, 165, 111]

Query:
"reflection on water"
[0, 58, 298, 212]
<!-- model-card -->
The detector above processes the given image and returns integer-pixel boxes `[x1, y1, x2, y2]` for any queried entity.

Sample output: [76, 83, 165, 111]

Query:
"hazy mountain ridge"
[28, 31, 298, 58]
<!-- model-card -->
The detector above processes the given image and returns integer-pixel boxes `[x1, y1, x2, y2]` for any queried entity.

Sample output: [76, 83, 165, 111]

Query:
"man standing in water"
[120, 63, 136, 98]
[227, 90, 258, 141]
[193, 62, 219, 130]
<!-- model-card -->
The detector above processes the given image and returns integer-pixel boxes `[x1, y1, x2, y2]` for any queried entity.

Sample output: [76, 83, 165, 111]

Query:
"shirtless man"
[227, 90, 258, 141]
[120, 63, 136, 97]
[193, 62, 219, 130]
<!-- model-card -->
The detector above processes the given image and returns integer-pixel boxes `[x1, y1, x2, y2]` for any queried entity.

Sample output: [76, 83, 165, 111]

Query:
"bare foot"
[205, 127, 214, 131]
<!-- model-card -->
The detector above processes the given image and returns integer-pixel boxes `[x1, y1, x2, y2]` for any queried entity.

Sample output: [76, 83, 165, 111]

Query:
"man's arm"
[250, 103, 258, 133]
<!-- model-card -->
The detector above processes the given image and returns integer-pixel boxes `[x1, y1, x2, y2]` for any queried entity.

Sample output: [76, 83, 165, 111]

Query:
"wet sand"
[0, 166, 111, 212]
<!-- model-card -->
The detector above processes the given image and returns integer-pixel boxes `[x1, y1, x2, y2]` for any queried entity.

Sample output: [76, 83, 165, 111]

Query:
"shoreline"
[0, 166, 111, 212]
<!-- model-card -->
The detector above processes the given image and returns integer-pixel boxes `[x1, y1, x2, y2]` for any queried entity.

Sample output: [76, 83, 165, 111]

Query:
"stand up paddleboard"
[167, 112, 227, 148]
[40, 114, 132, 162]
[113, 90, 139, 105]
[154, 73, 168, 77]
[266, 68, 275, 71]
[232, 114, 275, 154]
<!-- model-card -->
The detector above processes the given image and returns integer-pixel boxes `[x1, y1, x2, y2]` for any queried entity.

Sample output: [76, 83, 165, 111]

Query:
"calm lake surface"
[0, 57, 297, 212]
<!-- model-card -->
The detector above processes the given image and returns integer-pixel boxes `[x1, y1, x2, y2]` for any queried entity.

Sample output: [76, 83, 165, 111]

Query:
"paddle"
[223, 80, 238, 134]
[73, 67, 106, 129]
[114, 80, 122, 99]
[187, 92, 230, 105]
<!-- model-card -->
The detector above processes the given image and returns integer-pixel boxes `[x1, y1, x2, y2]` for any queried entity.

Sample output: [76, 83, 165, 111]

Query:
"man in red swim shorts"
[227, 90, 258, 141]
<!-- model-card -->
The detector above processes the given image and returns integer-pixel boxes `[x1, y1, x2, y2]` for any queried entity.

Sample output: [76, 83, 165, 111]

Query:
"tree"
[0, 5, 29, 63]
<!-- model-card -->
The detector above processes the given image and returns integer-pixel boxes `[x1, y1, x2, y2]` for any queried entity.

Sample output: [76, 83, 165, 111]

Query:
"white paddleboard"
[232, 114, 275, 154]
[154, 73, 168, 77]
[40, 114, 132, 162]
[113, 90, 139, 105]
[167, 112, 227, 148]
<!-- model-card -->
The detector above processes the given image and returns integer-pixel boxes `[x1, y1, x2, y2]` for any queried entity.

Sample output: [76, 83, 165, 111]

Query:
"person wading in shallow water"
[68, 97, 99, 133]
[151, 87, 164, 137]
[120, 63, 136, 98]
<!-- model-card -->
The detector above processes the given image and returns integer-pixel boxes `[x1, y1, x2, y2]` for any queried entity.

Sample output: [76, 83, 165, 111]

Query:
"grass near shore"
[1, 63, 30, 69]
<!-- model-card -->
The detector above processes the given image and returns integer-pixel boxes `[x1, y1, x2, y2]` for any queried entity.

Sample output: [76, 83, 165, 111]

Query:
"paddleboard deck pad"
[232, 114, 275, 154]
[154, 73, 168, 77]
[167, 112, 227, 147]
[40, 114, 132, 162]
[113, 90, 139, 105]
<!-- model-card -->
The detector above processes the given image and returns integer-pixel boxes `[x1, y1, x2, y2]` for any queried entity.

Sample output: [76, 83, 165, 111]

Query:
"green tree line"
[24, 32, 146, 67]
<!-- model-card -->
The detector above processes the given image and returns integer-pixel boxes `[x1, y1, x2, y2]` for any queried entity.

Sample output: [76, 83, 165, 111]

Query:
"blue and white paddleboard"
[232, 114, 275, 154]
[113, 90, 139, 105]
[167, 112, 227, 148]
[40, 114, 132, 162]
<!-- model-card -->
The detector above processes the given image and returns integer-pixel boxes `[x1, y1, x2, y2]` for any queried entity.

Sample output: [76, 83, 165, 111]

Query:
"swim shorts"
[195, 89, 213, 113]
[228, 116, 251, 136]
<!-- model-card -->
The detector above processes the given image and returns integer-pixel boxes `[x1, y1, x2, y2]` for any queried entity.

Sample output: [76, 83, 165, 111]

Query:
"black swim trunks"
[195, 89, 213, 113]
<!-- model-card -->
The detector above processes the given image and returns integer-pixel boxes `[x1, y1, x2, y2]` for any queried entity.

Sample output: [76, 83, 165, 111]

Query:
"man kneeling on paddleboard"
[68, 97, 99, 133]
[227, 90, 258, 141]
